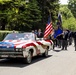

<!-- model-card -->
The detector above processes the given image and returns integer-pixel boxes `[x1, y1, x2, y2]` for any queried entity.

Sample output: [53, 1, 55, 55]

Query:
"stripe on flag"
[44, 16, 53, 38]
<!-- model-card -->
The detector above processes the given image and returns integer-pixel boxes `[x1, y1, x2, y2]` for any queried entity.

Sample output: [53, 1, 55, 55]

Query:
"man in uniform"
[73, 32, 76, 51]
[61, 29, 68, 50]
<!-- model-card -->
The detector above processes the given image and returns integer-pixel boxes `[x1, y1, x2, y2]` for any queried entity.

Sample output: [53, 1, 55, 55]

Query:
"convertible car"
[0, 32, 53, 63]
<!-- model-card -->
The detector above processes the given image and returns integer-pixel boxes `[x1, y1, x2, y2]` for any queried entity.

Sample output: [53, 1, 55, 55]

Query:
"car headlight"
[15, 49, 18, 51]
[15, 48, 22, 52]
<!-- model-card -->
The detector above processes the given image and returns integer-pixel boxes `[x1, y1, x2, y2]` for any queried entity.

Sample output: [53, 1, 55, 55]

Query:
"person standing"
[37, 29, 43, 38]
[34, 29, 38, 36]
[56, 34, 63, 48]
[68, 31, 73, 45]
[61, 29, 68, 50]
[12, 30, 15, 33]
[73, 32, 76, 51]
[31, 30, 34, 33]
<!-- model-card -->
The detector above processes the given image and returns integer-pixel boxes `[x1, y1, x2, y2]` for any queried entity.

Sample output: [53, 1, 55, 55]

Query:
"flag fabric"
[57, 12, 62, 26]
[54, 27, 63, 39]
[44, 16, 53, 38]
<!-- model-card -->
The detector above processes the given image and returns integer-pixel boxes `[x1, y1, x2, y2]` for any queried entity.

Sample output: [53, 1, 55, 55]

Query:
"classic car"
[0, 32, 53, 63]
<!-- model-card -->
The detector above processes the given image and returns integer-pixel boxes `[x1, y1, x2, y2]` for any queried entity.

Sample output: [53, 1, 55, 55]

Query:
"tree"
[0, 0, 60, 31]
[68, 0, 76, 18]
[37, 0, 60, 30]
[25, 0, 42, 30]
[60, 5, 76, 31]
[0, 0, 41, 31]
[0, 0, 12, 30]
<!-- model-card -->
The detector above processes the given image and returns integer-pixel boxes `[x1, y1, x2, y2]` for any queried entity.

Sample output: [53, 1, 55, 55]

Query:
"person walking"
[61, 29, 68, 50]
[73, 32, 76, 51]
[68, 31, 73, 45]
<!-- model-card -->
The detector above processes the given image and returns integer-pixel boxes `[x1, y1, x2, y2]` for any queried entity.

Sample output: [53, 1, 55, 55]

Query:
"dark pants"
[74, 38, 76, 51]
[69, 38, 72, 45]
[62, 40, 68, 50]
[53, 39, 57, 47]
[57, 40, 62, 48]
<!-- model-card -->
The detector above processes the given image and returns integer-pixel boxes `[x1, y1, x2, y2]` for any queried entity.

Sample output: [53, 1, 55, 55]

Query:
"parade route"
[0, 44, 76, 75]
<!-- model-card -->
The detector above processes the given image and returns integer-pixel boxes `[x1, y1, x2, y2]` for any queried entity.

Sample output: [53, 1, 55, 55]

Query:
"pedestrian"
[34, 29, 37, 34]
[56, 35, 63, 48]
[12, 30, 16, 33]
[73, 31, 76, 51]
[34, 29, 38, 37]
[61, 29, 68, 50]
[37, 29, 43, 38]
[31, 30, 34, 33]
[68, 31, 72, 45]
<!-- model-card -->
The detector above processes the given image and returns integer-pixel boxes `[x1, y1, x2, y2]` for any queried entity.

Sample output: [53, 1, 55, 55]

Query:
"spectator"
[31, 30, 34, 33]
[34, 29, 38, 35]
[12, 30, 15, 33]
[37, 29, 43, 38]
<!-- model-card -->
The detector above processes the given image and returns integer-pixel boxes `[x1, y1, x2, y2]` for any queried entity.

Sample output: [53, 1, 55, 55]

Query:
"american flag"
[44, 16, 53, 38]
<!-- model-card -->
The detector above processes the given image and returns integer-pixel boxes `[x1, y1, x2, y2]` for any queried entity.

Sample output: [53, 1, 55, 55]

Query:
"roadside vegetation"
[60, 5, 76, 31]
[0, 0, 76, 40]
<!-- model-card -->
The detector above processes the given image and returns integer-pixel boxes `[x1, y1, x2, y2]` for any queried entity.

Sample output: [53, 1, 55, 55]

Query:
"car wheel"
[43, 49, 48, 57]
[53, 44, 55, 50]
[24, 51, 32, 64]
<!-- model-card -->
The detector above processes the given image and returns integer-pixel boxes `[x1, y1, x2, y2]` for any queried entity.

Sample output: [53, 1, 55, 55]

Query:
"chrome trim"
[0, 52, 23, 54]
[0, 48, 14, 51]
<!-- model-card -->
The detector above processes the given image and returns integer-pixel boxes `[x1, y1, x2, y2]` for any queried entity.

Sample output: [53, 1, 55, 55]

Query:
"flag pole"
[57, 12, 63, 30]
[44, 12, 53, 38]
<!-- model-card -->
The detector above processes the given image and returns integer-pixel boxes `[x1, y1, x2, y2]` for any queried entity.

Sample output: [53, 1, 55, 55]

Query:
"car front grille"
[0, 48, 14, 52]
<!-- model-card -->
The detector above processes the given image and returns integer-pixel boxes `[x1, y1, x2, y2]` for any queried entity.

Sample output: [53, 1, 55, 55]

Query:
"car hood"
[1, 39, 52, 49]
[1, 40, 34, 48]
[0, 41, 14, 48]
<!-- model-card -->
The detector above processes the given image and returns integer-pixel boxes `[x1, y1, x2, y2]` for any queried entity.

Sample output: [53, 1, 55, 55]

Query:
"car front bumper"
[0, 51, 24, 58]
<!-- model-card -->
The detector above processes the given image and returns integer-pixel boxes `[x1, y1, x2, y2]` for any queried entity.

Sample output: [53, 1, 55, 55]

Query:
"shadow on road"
[53, 49, 62, 52]
[0, 55, 52, 68]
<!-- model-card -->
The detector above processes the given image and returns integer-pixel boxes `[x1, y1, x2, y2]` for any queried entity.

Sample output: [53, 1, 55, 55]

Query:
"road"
[0, 44, 76, 75]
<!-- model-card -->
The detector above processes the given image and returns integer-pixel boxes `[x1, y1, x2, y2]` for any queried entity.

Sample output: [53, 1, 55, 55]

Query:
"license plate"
[1, 55, 8, 57]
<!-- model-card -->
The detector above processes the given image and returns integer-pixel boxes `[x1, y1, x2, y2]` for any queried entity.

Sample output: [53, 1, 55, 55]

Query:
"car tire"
[24, 51, 32, 64]
[43, 49, 48, 57]
[53, 45, 55, 50]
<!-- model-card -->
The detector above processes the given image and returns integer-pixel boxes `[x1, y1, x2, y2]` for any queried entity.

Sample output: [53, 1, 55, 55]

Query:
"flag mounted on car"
[44, 15, 53, 38]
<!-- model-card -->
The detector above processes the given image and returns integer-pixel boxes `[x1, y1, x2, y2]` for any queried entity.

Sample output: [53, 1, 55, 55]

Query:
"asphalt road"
[0, 44, 76, 75]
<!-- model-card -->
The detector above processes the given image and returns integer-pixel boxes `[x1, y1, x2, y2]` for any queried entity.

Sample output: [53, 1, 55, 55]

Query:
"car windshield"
[4, 33, 35, 40]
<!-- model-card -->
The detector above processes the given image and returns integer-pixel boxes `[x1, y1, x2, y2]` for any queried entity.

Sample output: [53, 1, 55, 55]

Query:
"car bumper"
[0, 52, 24, 58]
